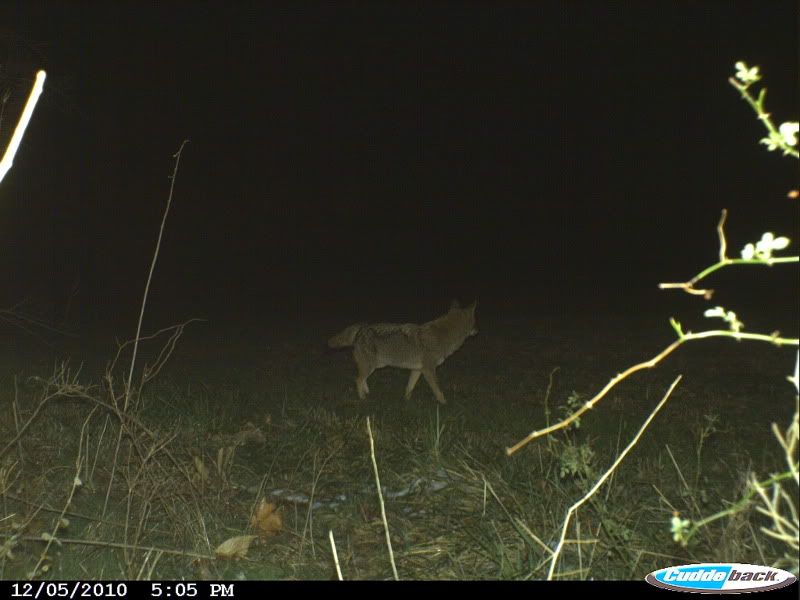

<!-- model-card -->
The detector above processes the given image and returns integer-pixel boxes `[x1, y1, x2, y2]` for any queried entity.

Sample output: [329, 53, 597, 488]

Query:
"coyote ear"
[449, 299, 461, 310]
[469, 299, 478, 311]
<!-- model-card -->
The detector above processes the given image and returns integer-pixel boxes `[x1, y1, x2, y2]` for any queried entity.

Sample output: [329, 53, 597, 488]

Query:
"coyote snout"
[328, 300, 477, 405]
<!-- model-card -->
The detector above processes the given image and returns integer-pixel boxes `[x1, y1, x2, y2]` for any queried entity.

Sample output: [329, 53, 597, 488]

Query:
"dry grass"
[0, 315, 796, 579]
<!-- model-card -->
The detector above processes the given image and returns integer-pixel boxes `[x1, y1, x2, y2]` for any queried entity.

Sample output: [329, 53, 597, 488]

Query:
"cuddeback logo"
[646, 563, 796, 593]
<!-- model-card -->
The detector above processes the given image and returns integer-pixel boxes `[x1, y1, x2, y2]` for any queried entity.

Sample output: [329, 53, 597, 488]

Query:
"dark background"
[0, 1, 797, 347]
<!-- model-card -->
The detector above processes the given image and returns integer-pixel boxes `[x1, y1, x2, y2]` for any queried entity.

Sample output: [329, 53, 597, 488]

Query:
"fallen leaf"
[250, 499, 283, 538]
[215, 535, 258, 559]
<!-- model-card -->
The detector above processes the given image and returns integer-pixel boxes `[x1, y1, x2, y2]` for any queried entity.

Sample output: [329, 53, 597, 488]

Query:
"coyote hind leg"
[405, 370, 422, 399]
[355, 359, 375, 400]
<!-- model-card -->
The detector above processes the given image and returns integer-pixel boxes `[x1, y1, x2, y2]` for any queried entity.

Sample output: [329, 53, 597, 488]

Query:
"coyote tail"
[328, 323, 364, 348]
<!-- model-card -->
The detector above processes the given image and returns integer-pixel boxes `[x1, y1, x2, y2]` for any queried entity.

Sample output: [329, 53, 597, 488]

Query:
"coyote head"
[449, 299, 478, 337]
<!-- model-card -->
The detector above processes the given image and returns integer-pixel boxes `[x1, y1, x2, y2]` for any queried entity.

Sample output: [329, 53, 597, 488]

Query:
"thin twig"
[507, 327, 797, 455]
[366, 417, 399, 580]
[659, 209, 798, 297]
[0, 306, 79, 338]
[543, 366, 559, 429]
[329, 530, 343, 580]
[12, 376, 24, 460]
[728, 75, 799, 159]
[125, 139, 189, 409]
[109, 319, 204, 375]
[677, 469, 797, 546]
[105, 140, 189, 519]
[717, 208, 728, 262]
[141, 321, 196, 384]
[1, 375, 90, 459]
[1, 534, 214, 561]
[300, 447, 340, 559]
[31, 407, 98, 579]
[547, 376, 682, 580]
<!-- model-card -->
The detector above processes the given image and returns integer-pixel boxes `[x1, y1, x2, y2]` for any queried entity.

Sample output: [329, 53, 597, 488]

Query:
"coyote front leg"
[421, 366, 446, 405]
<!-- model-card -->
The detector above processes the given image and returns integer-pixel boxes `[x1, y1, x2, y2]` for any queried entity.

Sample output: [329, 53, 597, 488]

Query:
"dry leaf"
[250, 499, 283, 538]
[215, 535, 258, 559]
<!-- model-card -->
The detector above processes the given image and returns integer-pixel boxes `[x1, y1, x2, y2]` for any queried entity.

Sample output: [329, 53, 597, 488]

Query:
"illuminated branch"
[546, 376, 682, 579]
[659, 209, 798, 298]
[506, 323, 798, 456]
[0, 70, 46, 185]
[728, 69, 799, 159]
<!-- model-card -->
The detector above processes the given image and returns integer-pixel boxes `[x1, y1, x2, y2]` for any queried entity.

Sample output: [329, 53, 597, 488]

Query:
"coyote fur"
[328, 300, 477, 404]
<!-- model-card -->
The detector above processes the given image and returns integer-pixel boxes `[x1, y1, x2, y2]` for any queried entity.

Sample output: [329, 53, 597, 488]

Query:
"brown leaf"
[250, 499, 283, 538]
[215, 535, 257, 559]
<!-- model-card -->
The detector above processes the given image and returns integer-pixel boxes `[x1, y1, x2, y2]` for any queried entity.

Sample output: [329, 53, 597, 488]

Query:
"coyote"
[328, 300, 478, 404]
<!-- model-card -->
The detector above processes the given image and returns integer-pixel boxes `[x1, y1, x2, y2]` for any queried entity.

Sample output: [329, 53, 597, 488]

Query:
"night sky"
[0, 2, 797, 343]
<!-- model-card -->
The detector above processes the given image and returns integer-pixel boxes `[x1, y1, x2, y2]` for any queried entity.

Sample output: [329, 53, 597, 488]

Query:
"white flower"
[734, 61, 760, 84]
[767, 234, 790, 250]
[779, 121, 799, 146]
[755, 232, 776, 254]
[754, 232, 790, 258]
[727, 311, 743, 333]
[670, 515, 691, 544]
[744, 233, 791, 260]
[704, 306, 743, 333]
[760, 131, 785, 151]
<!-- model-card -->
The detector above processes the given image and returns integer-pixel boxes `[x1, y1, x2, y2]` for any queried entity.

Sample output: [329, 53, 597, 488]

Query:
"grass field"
[0, 312, 796, 579]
